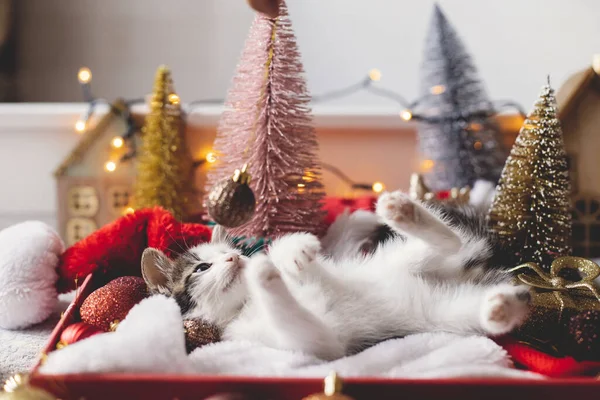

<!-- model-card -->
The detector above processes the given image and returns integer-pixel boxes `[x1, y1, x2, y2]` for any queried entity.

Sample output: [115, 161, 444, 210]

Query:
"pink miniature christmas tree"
[205, 0, 326, 240]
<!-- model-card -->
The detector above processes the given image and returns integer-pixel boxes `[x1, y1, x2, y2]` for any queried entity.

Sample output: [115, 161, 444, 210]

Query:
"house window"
[572, 193, 600, 258]
[67, 186, 99, 217]
[66, 217, 97, 246]
[107, 185, 131, 215]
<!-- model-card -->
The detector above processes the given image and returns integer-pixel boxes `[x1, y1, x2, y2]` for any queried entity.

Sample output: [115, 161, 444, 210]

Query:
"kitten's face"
[141, 226, 249, 325]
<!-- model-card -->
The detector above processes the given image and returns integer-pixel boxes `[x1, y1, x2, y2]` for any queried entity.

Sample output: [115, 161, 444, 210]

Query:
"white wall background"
[17, 0, 600, 109]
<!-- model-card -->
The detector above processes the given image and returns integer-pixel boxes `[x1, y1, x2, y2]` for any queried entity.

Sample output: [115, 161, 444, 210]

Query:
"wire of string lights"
[74, 67, 524, 193]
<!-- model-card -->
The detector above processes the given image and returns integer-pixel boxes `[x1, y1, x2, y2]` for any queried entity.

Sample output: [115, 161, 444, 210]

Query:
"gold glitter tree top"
[133, 66, 196, 220]
[488, 78, 572, 269]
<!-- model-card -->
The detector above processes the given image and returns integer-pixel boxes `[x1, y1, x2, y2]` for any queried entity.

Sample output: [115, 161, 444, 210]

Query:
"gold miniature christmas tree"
[488, 78, 571, 269]
[133, 66, 196, 220]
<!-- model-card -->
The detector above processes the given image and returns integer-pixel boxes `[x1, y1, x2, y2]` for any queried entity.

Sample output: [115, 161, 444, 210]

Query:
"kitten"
[141, 190, 531, 360]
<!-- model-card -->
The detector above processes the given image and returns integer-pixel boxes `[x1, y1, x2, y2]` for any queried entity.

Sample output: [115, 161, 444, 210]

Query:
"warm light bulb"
[123, 207, 135, 215]
[297, 183, 306, 188]
[372, 182, 385, 193]
[78, 67, 92, 84]
[206, 152, 217, 163]
[105, 161, 117, 172]
[421, 159, 435, 172]
[368, 69, 382, 82]
[75, 120, 86, 133]
[168, 93, 180, 105]
[111, 137, 124, 148]
[400, 110, 413, 121]
[430, 85, 446, 95]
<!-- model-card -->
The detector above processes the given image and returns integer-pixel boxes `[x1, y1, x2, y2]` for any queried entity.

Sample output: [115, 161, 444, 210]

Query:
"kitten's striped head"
[141, 225, 248, 326]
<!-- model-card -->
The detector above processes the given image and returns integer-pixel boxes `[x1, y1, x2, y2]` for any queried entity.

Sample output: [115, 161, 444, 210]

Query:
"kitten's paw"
[246, 254, 283, 290]
[481, 285, 531, 335]
[376, 191, 417, 226]
[269, 233, 321, 277]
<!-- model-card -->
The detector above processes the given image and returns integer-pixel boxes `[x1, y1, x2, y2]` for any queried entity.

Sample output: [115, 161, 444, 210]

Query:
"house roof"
[556, 58, 600, 121]
[54, 99, 127, 178]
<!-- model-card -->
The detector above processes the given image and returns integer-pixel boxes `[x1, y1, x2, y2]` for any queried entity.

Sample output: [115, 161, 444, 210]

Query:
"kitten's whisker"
[164, 226, 188, 255]
[179, 221, 192, 251]
[247, 243, 267, 257]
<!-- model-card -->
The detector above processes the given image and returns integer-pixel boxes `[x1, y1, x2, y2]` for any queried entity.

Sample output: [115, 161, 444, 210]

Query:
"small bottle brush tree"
[416, 4, 507, 191]
[488, 79, 572, 269]
[133, 66, 196, 221]
[205, 0, 326, 240]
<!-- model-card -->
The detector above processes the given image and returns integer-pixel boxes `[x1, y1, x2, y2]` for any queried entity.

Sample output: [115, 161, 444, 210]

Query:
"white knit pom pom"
[0, 221, 64, 329]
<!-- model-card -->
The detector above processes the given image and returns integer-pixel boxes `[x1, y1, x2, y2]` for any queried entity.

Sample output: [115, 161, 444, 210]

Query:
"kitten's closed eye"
[194, 263, 212, 273]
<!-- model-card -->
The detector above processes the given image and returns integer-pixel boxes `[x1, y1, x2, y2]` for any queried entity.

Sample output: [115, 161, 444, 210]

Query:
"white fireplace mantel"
[0, 103, 410, 131]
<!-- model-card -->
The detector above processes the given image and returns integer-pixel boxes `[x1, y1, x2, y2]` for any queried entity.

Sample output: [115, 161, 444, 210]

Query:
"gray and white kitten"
[141, 190, 530, 360]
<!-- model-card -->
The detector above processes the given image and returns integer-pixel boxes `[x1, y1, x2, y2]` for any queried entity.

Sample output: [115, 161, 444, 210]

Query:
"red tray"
[29, 272, 600, 400]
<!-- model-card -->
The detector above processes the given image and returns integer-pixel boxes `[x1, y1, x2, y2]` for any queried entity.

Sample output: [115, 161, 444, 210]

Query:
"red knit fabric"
[56, 208, 211, 293]
[322, 196, 378, 226]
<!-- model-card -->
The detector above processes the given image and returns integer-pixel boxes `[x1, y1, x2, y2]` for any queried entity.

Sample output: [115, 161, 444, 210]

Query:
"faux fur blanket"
[40, 296, 542, 379]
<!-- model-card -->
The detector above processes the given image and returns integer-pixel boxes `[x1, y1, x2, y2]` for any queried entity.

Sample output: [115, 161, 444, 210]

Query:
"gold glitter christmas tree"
[133, 66, 196, 220]
[488, 78, 571, 269]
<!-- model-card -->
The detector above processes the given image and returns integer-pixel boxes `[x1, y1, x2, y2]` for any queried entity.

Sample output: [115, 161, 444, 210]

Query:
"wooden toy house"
[556, 55, 600, 257]
[54, 99, 136, 246]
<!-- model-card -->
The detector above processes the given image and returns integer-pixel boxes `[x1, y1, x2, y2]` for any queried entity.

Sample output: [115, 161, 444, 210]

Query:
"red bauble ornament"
[80, 276, 148, 331]
[57, 322, 103, 349]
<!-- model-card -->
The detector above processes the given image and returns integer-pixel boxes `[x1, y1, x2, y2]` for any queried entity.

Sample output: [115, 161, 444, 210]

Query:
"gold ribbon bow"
[509, 256, 600, 321]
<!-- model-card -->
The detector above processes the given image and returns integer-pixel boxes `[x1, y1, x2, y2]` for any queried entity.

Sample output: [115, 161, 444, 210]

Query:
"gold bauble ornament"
[303, 371, 354, 400]
[1, 374, 55, 400]
[207, 164, 256, 228]
[183, 319, 221, 353]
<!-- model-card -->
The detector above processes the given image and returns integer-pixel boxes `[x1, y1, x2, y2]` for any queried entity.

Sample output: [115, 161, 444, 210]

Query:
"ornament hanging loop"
[233, 164, 251, 185]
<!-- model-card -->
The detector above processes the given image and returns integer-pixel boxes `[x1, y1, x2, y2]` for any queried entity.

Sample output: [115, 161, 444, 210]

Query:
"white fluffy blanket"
[40, 296, 542, 379]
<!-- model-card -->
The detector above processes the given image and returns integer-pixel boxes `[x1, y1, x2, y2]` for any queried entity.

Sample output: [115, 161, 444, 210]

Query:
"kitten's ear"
[141, 248, 173, 292]
[211, 225, 228, 244]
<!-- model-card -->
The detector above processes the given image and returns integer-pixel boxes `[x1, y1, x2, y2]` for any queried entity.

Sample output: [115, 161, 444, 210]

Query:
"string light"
[430, 85, 446, 95]
[123, 207, 135, 215]
[372, 182, 385, 193]
[168, 93, 180, 105]
[111, 137, 124, 148]
[77, 67, 92, 84]
[206, 152, 217, 163]
[104, 161, 117, 172]
[74, 120, 86, 133]
[368, 69, 382, 82]
[468, 122, 483, 131]
[400, 110, 413, 121]
[421, 159, 435, 172]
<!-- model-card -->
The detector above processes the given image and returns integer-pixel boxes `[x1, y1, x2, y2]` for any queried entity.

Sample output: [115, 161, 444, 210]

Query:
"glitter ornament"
[207, 164, 256, 228]
[567, 310, 600, 360]
[80, 276, 148, 331]
[56, 322, 103, 349]
[183, 319, 221, 353]
[488, 78, 571, 270]
[133, 65, 197, 221]
[204, 0, 326, 240]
